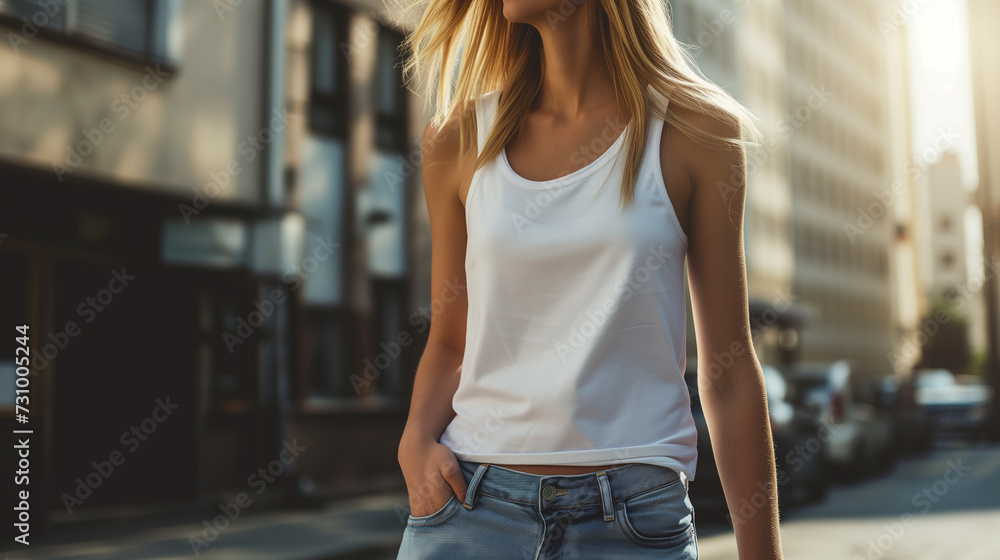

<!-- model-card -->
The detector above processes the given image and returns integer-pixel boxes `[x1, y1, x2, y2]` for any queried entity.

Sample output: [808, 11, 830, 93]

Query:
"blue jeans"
[397, 459, 698, 559]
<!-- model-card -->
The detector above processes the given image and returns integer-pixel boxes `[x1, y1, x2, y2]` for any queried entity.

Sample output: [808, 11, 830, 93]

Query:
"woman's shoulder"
[421, 97, 483, 205]
[657, 94, 742, 179]
[422, 98, 478, 170]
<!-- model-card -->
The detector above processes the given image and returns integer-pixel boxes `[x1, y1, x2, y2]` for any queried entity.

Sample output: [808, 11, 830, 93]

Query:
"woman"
[395, 0, 783, 558]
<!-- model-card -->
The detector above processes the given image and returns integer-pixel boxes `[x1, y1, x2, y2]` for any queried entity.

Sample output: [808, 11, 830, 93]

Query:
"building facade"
[918, 152, 969, 297]
[968, 0, 1000, 435]
[670, 0, 905, 371]
[0, 0, 430, 534]
[884, 9, 924, 376]
[781, 0, 897, 369]
[670, 0, 803, 367]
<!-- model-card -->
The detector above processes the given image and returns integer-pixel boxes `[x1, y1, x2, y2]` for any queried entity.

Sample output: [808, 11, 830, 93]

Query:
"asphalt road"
[695, 435, 1000, 560]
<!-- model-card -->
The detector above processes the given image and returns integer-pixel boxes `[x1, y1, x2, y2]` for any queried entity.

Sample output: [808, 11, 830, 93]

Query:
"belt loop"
[463, 463, 490, 509]
[595, 471, 615, 522]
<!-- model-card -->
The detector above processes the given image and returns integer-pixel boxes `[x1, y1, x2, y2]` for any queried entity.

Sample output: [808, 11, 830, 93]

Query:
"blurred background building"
[884, 5, 926, 378]
[0, 0, 996, 539]
[0, 0, 430, 536]
[670, 0, 801, 368]
[968, 0, 1000, 436]
[780, 0, 897, 370]
[671, 0, 898, 371]
[918, 152, 969, 297]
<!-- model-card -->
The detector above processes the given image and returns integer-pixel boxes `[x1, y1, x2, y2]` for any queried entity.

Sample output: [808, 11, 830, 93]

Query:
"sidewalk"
[1, 491, 410, 560]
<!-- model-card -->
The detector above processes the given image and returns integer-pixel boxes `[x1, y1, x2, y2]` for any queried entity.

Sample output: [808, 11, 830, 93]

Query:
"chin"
[501, 0, 566, 24]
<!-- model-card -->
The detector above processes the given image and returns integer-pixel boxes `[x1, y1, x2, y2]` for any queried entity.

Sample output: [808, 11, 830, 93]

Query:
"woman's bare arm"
[398, 105, 478, 513]
[672, 106, 784, 559]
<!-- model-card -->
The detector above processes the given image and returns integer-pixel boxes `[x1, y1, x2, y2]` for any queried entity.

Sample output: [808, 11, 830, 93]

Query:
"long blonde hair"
[396, 0, 764, 211]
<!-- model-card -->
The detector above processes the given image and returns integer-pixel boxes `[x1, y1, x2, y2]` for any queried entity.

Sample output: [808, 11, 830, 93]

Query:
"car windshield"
[762, 366, 787, 401]
[917, 371, 955, 389]
[788, 364, 833, 389]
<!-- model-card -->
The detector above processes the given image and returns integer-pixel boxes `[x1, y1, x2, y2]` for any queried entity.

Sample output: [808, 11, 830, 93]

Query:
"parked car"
[878, 373, 935, 456]
[785, 360, 895, 479]
[684, 363, 828, 512]
[762, 364, 829, 504]
[914, 368, 994, 441]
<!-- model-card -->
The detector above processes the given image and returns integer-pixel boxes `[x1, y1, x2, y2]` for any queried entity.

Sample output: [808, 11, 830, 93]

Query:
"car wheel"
[852, 440, 870, 481]
[805, 477, 828, 504]
[977, 427, 991, 444]
[879, 451, 896, 474]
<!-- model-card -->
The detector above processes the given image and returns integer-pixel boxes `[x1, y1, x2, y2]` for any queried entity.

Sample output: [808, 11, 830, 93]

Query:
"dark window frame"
[308, 1, 350, 138]
[0, 0, 170, 69]
[374, 25, 408, 153]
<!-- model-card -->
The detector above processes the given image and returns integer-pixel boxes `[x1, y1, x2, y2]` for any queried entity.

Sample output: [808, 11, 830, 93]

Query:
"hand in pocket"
[399, 440, 468, 517]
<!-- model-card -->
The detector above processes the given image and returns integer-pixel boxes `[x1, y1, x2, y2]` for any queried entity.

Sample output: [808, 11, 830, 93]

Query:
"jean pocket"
[406, 494, 460, 527]
[615, 478, 695, 548]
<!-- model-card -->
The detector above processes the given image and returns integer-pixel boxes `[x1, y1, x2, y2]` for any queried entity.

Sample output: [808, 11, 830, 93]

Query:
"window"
[366, 26, 410, 399]
[0, 251, 30, 408]
[309, 1, 349, 137]
[374, 27, 408, 152]
[0, 0, 66, 26]
[0, 0, 170, 60]
[938, 215, 953, 233]
[940, 250, 956, 270]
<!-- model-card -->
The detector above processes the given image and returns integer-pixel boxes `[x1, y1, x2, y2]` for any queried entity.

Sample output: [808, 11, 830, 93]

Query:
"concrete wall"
[0, 0, 269, 204]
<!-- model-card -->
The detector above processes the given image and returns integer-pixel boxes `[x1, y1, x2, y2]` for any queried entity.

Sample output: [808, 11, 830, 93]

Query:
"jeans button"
[541, 485, 557, 500]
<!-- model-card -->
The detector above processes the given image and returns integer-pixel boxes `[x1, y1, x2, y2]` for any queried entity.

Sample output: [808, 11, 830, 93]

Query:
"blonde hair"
[396, 0, 764, 211]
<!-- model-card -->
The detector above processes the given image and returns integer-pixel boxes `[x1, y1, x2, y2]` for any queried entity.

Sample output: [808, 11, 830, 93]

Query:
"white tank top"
[438, 87, 698, 485]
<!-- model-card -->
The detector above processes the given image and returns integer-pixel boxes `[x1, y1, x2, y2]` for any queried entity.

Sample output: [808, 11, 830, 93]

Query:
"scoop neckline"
[499, 122, 629, 189]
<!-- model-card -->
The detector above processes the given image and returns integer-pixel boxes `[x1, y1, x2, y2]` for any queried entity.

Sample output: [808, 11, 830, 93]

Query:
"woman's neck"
[528, 5, 618, 120]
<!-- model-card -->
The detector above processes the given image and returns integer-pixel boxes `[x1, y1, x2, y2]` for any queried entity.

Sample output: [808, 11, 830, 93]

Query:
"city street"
[2, 1, 999, 558]
[696, 437, 1000, 560]
[5, 436, 998, 559]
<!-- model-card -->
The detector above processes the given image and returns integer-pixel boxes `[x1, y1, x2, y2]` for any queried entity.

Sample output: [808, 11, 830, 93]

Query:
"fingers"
[408, 479, 451, 517]
[439, 458, 469, 503]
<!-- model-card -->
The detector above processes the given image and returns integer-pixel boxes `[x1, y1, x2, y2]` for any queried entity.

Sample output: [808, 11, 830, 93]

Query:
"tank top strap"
[644, 87, 670, 164]
[475, 90, 501, 156]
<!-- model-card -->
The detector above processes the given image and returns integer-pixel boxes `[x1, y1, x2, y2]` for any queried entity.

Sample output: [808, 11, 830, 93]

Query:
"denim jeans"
[397, 459, 698, 559]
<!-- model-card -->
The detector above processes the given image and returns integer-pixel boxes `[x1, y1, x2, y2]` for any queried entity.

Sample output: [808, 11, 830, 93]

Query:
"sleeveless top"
[437, 86, 698, 485]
